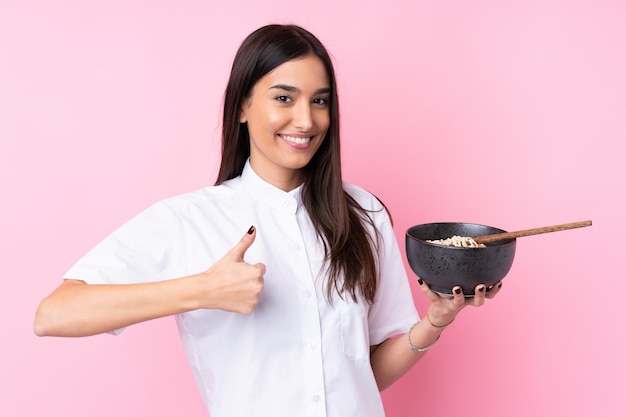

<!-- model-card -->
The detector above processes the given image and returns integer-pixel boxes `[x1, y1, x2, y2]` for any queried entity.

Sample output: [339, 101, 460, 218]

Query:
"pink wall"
[2, 1, 625, 416]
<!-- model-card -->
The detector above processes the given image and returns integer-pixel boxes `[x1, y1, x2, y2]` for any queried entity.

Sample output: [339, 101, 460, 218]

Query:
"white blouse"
[64, 161, 419, 417]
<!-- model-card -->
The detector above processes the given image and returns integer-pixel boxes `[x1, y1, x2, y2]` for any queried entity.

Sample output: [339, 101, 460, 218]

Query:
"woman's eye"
[275, 95, 292, 103]
[313, 97, 329, 106]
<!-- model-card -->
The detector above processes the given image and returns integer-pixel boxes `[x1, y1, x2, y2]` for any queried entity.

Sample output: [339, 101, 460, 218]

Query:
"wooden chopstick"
[473, 220, 592, 244]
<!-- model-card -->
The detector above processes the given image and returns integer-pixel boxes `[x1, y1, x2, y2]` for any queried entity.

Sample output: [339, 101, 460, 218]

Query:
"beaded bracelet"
[425, 314, 454, 329]
[407, 322, 441, 352]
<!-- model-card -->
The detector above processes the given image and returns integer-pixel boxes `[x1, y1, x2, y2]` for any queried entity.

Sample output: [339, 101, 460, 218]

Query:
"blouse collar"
[239, 159, 303, 214]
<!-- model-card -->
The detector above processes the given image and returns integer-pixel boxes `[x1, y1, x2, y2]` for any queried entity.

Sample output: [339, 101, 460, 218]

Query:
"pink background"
[2, 1, 625, 416]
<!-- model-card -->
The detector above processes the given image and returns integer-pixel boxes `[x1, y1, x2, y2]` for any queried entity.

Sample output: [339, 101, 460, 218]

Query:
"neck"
[249, 160, 304, 192]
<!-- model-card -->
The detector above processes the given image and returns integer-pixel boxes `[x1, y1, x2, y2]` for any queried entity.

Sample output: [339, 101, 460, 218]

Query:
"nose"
[292, 102, 313, 131]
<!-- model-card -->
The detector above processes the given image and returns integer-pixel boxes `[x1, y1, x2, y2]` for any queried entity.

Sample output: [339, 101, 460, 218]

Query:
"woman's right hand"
[192, 226, 266, 314]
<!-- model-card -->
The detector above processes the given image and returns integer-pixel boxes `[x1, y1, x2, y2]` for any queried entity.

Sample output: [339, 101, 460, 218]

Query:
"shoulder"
[118, 181, 243, 229]
[159, 179, 241, 212]
[343, 182, 385, 212]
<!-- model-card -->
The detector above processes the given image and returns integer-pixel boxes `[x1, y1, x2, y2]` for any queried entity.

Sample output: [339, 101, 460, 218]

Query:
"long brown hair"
[216, 24, 379, 303]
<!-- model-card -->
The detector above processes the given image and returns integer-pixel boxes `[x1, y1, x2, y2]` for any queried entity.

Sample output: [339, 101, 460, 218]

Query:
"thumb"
[228, 225, 256, 261]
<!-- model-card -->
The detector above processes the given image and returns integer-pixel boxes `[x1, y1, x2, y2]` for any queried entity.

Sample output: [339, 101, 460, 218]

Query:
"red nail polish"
[247, 226, 255, 234]
[417, 279, 423, 285]
[454, 288, 462, 295]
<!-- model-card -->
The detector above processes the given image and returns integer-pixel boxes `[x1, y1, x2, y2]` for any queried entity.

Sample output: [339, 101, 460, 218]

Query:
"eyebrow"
[269, 84, 331, 94]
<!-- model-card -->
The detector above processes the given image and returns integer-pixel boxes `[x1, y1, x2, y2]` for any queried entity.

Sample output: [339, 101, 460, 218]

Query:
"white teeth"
[282, 135, 311, 144]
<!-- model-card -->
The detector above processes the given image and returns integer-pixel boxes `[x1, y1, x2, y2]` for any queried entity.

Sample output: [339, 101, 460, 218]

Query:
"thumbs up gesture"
[193, 226, 266, 314]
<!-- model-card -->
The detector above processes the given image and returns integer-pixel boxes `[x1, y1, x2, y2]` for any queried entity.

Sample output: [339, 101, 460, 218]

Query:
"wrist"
[426, 306, 456, 329]
[425, 313, 454, 329]
[180, 273, 208, 311]
[407, 320, 443, 353]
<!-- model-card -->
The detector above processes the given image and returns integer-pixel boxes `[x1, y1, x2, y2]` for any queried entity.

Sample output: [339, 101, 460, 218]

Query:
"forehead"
[256, 55, 330, 90]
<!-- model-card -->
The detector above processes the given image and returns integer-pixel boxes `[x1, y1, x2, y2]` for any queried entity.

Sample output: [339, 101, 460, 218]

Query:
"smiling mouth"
[280, 134, 312, 145]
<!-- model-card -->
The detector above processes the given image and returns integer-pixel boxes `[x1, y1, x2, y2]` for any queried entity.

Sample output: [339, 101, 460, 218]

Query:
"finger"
[228, 225, 257, 261]
[252, 262, 266, 277]
[485, 281, 502, 299]
[468, 283, 487, 307]
[451, 286, 466, 307]
[416, 278, 441, 303]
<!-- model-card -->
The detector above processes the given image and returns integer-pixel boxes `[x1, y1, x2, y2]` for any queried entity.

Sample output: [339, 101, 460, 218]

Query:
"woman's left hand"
[417, 280, 503, 328]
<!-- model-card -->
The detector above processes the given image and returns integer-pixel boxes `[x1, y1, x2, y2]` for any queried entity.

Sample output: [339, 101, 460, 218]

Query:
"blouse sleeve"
[63, 199, 188, 287]
[367, 205, 420, 345]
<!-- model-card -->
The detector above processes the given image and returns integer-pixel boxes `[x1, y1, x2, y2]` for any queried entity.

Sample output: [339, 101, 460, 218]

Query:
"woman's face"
[240, 54, 331, 191]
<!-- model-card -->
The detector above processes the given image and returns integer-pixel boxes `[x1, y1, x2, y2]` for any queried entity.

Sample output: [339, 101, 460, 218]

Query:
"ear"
[239, 99, 249, 123]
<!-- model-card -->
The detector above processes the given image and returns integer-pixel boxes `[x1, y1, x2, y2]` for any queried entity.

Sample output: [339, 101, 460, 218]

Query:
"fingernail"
[479, 286, 485, 293]
[498, 282, 503, 289]
[417, 278, 423, 285]
[454, 288, 462, 295]
[247, 225, 255, 234]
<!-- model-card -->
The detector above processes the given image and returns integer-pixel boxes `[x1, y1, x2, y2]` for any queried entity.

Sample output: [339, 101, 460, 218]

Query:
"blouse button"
[312, 394, 321, 403]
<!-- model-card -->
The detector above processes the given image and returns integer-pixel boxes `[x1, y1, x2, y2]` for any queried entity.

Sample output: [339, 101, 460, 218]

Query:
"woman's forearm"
[33, 277, 202, 337]
[370, 318, 445, 391]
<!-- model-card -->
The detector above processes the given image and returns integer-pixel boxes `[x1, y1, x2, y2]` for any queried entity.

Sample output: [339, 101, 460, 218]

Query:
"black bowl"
[406, 222, 516, 296]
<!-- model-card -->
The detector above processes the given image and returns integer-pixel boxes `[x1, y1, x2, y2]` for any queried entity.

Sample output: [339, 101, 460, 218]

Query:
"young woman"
[34, 24, 501, 416]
